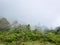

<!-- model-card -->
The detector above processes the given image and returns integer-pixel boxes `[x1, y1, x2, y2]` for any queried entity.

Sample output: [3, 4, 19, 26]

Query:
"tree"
[0, 18, 10, 30]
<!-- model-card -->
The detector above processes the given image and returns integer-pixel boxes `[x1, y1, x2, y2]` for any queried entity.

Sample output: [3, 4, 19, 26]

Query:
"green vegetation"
[0, 17, 60, 45]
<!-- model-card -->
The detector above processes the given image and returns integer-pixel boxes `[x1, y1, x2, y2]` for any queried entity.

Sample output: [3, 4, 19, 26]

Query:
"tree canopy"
[0, 17, 60, 45]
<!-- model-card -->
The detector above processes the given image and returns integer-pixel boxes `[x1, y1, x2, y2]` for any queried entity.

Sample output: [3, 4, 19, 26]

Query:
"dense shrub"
[0, 18, 60, 45]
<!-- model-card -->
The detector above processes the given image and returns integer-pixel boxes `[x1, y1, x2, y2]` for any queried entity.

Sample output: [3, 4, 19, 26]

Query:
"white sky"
[0, 0, 60, 28]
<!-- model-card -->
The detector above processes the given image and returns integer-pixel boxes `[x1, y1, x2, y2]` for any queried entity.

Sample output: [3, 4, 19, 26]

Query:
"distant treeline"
[0, 17, 60, 45]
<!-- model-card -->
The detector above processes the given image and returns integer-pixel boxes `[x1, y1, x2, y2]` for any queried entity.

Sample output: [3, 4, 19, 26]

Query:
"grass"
[20, 41, 55, 45]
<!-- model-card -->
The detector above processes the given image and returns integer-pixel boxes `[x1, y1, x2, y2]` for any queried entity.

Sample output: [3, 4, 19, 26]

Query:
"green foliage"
[0, 18, 60, 45]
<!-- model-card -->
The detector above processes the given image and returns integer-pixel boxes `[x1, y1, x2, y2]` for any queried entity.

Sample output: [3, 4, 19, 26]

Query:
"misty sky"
[0, 0, 60, 28]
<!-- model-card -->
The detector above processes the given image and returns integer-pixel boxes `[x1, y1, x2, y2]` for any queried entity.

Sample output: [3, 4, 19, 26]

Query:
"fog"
[0, 0, 60, 28]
